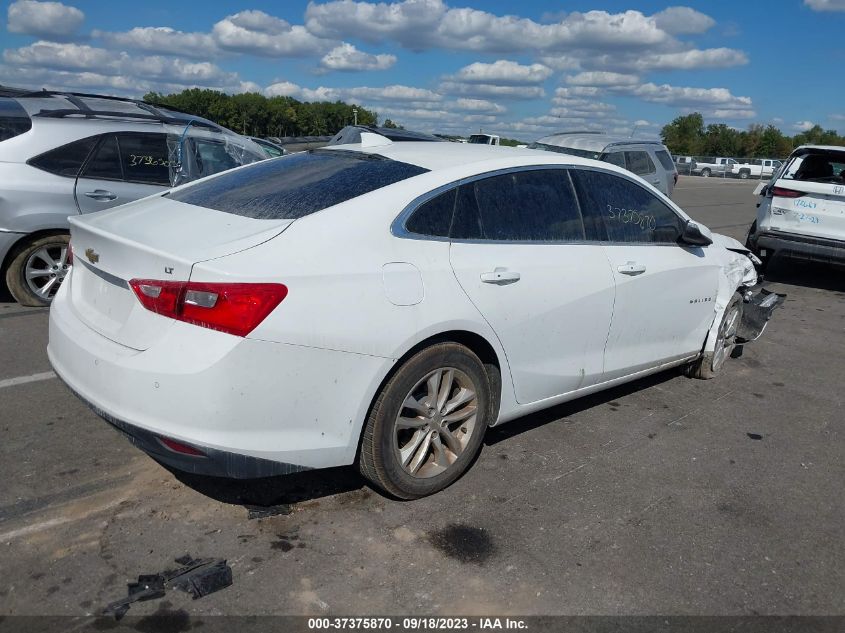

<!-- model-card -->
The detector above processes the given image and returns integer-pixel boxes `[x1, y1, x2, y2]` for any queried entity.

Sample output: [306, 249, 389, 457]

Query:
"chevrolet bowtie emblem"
[85, 248, 99, 264]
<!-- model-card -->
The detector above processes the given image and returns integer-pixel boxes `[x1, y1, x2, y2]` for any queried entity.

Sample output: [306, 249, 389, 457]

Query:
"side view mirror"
[679, 221, 713, 246]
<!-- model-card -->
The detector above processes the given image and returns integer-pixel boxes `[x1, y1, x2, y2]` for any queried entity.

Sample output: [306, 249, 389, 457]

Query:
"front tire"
[4, 233, 71, 307]
[687, 294, 742, 380]
[358, 343, 490, 499]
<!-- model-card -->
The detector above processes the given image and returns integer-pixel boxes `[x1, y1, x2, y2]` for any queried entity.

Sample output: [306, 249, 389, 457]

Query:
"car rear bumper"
[48, 277, 392, 477]
[755, 231, 845, 264]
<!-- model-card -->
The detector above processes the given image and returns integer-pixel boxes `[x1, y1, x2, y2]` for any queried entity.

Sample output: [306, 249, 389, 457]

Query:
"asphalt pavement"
[0, 177, 842, 622]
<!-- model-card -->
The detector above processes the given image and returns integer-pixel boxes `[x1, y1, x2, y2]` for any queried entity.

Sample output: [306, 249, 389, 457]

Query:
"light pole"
[353, 108, 358, 126]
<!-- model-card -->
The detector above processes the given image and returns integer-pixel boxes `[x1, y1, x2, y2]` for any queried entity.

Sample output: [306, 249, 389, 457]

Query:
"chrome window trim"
[391, 163, 693, 248]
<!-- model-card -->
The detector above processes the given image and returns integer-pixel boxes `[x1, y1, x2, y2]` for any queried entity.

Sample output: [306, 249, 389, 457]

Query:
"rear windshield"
[782, 151, 845, 183]
[0, 98, 32, 142]
[169, 149, 428, 219]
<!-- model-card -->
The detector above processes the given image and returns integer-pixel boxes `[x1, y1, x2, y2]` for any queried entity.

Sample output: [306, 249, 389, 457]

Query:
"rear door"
[653, 148, 676, 196]
[448, 168, 616, 404]
[768, 150, 845, 240]
[570, 167, 720, 379]
[75, 132, 171, 214]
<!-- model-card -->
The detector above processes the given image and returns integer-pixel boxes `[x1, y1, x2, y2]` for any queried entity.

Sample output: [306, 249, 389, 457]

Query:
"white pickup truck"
[732, 158, 783, 180]
[692, 157, 737, 177]
[468, 133, 500, 146]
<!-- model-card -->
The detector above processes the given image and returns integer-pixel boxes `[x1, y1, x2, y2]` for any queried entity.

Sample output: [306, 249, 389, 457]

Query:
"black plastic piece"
[103, 555, 233, 620]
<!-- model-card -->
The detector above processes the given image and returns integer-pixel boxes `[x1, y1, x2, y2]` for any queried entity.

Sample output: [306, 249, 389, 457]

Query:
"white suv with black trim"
[747, 145, 845, 268]
[0, 91, 265, 306]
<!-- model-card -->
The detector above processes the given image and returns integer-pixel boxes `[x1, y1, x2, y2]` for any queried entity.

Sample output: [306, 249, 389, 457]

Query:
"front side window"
[170, 149, 429, 220]
[118, 133, 171, 186]
[28, 135, 99, 178]
[625, 151, 656, 175]
[570, 169, 685, 244]
[450, 169, 585, 242]
[601, 152, 626, 168]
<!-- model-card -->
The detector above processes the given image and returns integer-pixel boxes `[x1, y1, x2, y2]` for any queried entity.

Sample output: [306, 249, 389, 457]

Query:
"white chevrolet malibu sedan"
[48, 136, 783, 498]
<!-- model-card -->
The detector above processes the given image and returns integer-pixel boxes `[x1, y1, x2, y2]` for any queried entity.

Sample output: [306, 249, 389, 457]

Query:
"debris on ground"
[246, 504, 292, 519]
[747, 433, 763, 440]
[103, 555, 232, 619]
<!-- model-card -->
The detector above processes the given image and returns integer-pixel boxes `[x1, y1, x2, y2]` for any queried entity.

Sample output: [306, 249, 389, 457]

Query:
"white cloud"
[306, 1, 682, 53]
[830, 114, 845, 121]
[793, 120, 816, 131]
[652, 7, 715, 34]
[804, 0, 845, 11]
[94, 27, 218, 59]
[4, 41, 243, 89]
[566, 71, 640, 87]
[448, 60, 552, 85]
[318, 43, 396, 72]
[212, 10, 334, 57]
[7, 0, 83, 39]
[438, 81, 545, 99]
[586, 47, 748, 73]
[454, 98, 506, 114]
[265, 82, 441, 104]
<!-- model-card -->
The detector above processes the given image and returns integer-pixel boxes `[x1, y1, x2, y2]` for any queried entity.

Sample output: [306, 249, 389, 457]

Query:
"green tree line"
[143, 88, 378, 137]
[661, 113, 845, 158]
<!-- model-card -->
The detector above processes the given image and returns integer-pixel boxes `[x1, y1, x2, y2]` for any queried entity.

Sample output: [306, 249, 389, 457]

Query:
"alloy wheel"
[24, 243, 70, 301]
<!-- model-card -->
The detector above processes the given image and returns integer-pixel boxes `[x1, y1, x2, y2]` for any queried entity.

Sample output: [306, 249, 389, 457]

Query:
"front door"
[448, 168, 616, 404]
[570, 167, 720, 380]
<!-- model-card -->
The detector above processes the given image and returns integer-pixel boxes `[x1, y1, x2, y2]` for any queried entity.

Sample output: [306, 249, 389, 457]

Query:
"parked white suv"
[49, 139, 783, 498]
[747, 145, 845, 267]
[0, 91, 265, 306]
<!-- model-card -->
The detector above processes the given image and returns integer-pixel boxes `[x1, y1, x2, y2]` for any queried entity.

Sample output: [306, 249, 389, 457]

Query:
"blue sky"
[2, 0, 844, 139]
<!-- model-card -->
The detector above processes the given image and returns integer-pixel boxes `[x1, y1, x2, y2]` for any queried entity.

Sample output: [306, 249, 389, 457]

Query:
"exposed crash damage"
[695, 233, 786, 377]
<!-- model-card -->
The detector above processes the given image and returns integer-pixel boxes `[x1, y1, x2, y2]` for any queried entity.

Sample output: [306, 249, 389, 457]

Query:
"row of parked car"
[674, 155, 784, 179]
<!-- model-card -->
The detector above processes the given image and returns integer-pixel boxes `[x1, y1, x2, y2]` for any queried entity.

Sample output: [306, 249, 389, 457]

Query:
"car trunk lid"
[768, 179, 845, 241]
[67, 195, 293, 350]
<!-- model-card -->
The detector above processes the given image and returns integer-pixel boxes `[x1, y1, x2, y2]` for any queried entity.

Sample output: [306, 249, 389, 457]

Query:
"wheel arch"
[353, 328, 510, 464]
[1, 228, 70, 280]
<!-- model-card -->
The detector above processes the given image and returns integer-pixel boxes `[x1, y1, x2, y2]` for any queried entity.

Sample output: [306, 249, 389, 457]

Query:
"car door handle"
[617, 262, 647, 275]
[480, 269, 521, 285]
[651, 179, 661, 185]
[84, 189, 117, 201]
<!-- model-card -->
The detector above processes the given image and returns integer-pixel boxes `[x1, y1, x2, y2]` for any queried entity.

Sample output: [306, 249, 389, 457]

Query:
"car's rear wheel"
[5, 233, 71, 307]
[739, 170, 750, 179]
[701, 168, 711, 177]
[358, 342, 490, 499]
[687, 294, 742, 380]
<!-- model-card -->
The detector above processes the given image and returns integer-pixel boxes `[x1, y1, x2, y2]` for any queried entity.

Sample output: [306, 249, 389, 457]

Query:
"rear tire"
[687, 294, 743, 380]
[358, 343, 490, 499]
[739, 170, 750, 179]
[4, 233, 70, 307]
[701, 168, 711, 177]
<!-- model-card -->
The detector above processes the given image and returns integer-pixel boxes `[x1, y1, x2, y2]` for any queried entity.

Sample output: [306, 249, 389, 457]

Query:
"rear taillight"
[770, 186, 805, 198]
[67, 242, 73, 265]
[128, 279, 287, 337]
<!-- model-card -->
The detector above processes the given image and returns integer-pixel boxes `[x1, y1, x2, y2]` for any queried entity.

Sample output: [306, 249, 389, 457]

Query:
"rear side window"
[0, 98, 32, 142]
[119, 133, 171, 186]
[451, 169, 585, 242]
[170, 150, 428, 220]
[571, 169, 684, 244]
[624, 151, 656, 175]
[405, 188, 456, 237]
[655, 150, 675, 171]
[28, 136, 98, 178]
[80, 135, 122, 181]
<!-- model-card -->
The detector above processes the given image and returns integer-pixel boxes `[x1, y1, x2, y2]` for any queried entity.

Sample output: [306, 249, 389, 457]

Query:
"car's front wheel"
[358, 342, 490, 499]
[687, 294, 742, 380]
[5, 233, 71, 307]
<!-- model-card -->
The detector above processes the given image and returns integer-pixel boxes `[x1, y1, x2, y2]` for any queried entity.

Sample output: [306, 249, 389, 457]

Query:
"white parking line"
[0, 371, 57, 389]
